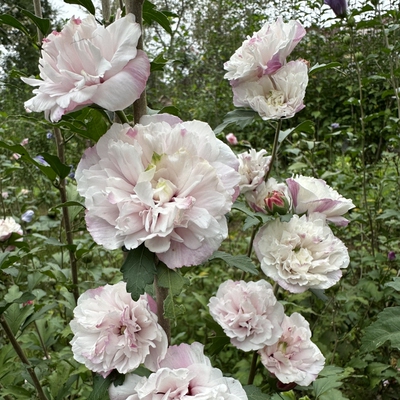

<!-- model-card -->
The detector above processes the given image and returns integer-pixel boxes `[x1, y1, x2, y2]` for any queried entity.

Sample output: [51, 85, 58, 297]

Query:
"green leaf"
[313, 377, 343, 398]
[156, 263, 188, 321]
[58, 108, 109, 142]
[209, 251, 258, 275]
[156, 263, 186, 296]
[361, 306, 400, 352]
[21, 10, 51, 36]
[0, 141, 57, 181]
[55, 375, 80, 400]
[40, 153, 71, 179]
[319, 389, 349, 400]
[243, 385, 269, 400]
[0, 14, 30, 36]
[214, 109, 257, 134]
[4, 303, 34, 335]
[64, 0, 95, 15]
[143, 0, 172, 34]
[309, 62, 341, 74]
[375, 209, 400, 220]
[121, 245, 157, 300]
[50, 201, 86, 210]
[385, 278, 400, 292]
[151, 53, 169, 72]
[87, 374, 112, 400]
[20, 303, 58, 331]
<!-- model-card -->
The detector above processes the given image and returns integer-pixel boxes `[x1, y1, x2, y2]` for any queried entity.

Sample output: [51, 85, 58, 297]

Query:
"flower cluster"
[22, 14, 149, 122]
[109, 342, 247, 400]
[76, 114, 240, 269]
[70, 282, 168, 377]
[224, 18, 308, 120]
[208, 280, 325, 386]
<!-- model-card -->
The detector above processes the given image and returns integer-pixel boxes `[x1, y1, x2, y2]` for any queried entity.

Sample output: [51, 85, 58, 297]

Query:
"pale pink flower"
[0, 217, 23, 241]
[109, 342, 248, 400]
[258, 313, 325, 386]
[22, 14, 149, 122]
[238, 149, 271, 193]
[208, 280, 284, 351]
[254, 214, 349, 293]
[20, 138, 29, 146]
[224, 17, 306, 82]
[226, 133, 238, 145]
[232, 60, 308, 120]
[244, 178, 291, 214]
[70, 282, 168, 377]
[1, 192, 9, 199]
[286, 175, 355, 226]
[12, 153, 21, 160]
[76, 114, 240, 269]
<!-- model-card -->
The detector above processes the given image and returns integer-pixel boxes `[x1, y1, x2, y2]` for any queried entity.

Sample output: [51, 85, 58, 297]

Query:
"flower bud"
[264, 190, 290, 215]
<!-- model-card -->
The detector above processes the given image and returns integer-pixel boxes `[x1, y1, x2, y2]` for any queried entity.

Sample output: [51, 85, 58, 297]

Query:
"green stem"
[264, 119, 282, 183]
[0, 315, 48, 400]
[247, 352, 259, 385]
[54, 127, 79, 303]
[154, 273, 171, 345]
[125, 0, 147, 123]
[115, 110, 131, 125]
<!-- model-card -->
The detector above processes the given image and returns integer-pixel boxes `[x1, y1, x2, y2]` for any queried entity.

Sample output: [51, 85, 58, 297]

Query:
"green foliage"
[121, 245, 157, 300]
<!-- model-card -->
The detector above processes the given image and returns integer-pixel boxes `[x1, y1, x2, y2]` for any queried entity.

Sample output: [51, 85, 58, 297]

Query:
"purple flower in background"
[34, 155, 50, 166]
[388, 251, 396, 261]
[21, 210, 35, 223]
[68, 165, 75, 179]
[46, 131, 53, 139]
[331, 122, 340, 129]
[324, 0, 347, 17]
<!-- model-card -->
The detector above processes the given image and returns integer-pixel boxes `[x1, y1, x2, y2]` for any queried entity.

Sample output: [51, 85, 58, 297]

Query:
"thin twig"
[54, 127, 79, 303]
[264, 119, 283, 183]
[0, 316, 48, 400]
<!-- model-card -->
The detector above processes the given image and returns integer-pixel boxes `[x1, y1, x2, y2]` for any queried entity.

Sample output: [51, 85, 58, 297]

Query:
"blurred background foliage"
[1, 0, 400, 399]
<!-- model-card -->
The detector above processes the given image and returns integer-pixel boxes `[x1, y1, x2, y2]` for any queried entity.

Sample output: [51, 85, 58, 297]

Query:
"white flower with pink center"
[224, 17, 306, 82]
[22, 14, 149, 122]
[254, 214, 349, 293]
[208, 280, 284, 351]
[237, 149, 271, 193]
[286, 175, 355, 226]
[109, 342, 248, 400]
[232, 60, 308, 120]
[258, 313, 325, 386]
[70, 282, 167, 377]
[76, 114, 240, 269]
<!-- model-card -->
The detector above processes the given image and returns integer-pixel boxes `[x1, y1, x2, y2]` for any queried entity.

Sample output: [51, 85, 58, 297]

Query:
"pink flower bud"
[264, 190, 290, 215]
[20, 138, 29, 146]
[226, 133, 238, 145]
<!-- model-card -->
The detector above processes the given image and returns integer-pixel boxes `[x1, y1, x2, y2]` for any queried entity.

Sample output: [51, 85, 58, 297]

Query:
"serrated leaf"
[214, 109, 257, 134]
[150, 53, 169, 72]
[0, 14, 30, 36]
[143, 0, 172, 34]
[361, 306, 400, 352]
[313, 377, 343, 398]
[64, 0, 95, 15]
[156, 263, 187, 296]
[309, 62, 341, 74]
[121, 245, 156, 300]
[21, 10, 51, 36]
[209, 251, 258, 275]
